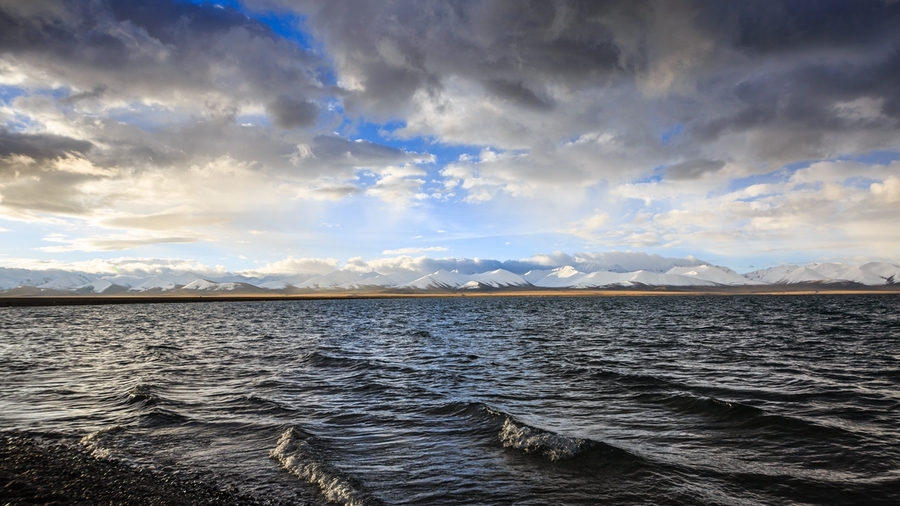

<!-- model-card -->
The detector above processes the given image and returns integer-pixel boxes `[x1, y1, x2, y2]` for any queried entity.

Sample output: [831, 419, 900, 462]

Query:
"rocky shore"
[1, 433, 303, 505]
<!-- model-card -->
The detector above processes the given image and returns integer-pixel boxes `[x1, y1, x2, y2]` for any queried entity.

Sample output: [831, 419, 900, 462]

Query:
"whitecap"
[270, 427, 380, 506]
[497, 417, 596, 462]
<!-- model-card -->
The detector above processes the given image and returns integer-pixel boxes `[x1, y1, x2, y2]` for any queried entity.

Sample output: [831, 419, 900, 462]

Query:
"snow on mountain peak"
[2, 257, 900, 294]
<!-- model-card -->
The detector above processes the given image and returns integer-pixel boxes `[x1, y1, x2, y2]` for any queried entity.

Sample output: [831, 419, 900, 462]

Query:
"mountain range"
[1, 260, 898, 294]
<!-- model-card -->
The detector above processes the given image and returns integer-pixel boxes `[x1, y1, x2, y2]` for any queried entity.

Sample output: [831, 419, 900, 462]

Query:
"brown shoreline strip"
[1, 286, 899, 307]
[1, 434, 300, 506]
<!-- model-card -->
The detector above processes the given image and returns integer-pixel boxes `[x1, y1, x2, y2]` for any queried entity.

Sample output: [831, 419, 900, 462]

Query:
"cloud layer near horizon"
[0, 250, 707, 278]
[1, 0, 899, 267]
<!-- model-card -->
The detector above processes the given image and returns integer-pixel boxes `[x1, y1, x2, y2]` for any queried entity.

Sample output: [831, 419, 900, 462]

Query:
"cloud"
[37, 232, 209, 252]
[343, 255, 506, 275]
[99, 211, 229, 231]
[58, 84, 108, 104]
[482, 79, 554, 111]
[238, 256, 340, 276]
[513, 251, 705, 273]
[564, 212, 610, 241]
[665, 159, 725, 181]
[226, 250, 712, 276]
[2, 0, 900, 265]
[871, 175, 900, 203]
[601, 160, 900, 256]
[255, 0, 900, 194]
[0, 0, 326, 110]
[0, 255, 227, 275]
[0, 130, 93, 159]
[266, 96, 320, 129]
[381, 246, 448, 255]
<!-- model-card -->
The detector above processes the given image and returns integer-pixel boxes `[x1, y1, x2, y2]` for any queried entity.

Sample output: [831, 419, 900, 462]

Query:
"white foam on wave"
[270, 427, 374, 506]
[498, 417, 594, 462]
[80, 425, 131, 462]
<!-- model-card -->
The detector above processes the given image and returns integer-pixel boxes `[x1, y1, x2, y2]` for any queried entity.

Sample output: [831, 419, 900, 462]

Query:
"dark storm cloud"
[264, 0, 627, 114]
[0, 131, 109, 217]
[483, 79, 554, 111]
[59, 84, 107, 104]
[0, 130, 93, 160]
[106, 0, 263, 40]
[0, 0, 421, 202]
[251, 0, 900, 165]
[266, 96, 319, 129]
[0, 0, 325, 120]
[4, 0, 900, 226]
[715, 1, 900, 53]
[666, 159, 725, 181]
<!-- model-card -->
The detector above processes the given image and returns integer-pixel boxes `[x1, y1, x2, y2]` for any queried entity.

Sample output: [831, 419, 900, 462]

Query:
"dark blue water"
[2, 295, 899, 505]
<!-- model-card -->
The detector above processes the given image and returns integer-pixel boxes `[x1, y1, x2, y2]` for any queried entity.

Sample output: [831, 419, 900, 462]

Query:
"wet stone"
[0, 433, 307, 506]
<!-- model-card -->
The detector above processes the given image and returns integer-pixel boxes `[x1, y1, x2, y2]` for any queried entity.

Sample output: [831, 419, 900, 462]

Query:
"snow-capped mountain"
[257, 280, 291, 290]
[666, 265, 763, 286]
[402, 270, 474, 290]
[531, 266, 586, 287]
[743, 262, 900, 285]
[401, 269, 530, 290]
[587, 270, 718, 288]
[0, 268, 82, 290]
[469, 269, 530, 288]
[180, 279, 266, 292]
[37, 274, 96, 290]
[2, 258, 899, 295]
[76, 279, 123, 294]
[295, 270, 378, 289]
[523, 264, 755, 288]
[135, 272, 203, 291]
[340, 271, 421, 289]
[182, 279, 242, 291]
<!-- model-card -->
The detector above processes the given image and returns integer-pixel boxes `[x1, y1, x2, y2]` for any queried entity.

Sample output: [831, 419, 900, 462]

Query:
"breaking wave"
[478, 404, 638, 466]
[270, 427, 382, 506]
[497, 417, 597, 461]
[80, 425, 128, 461]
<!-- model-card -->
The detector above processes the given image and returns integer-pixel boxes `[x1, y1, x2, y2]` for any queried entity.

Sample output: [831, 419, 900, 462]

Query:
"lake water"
[2, 295, 899, 505]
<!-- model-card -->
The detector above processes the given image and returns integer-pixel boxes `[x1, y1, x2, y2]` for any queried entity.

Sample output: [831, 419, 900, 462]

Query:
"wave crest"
[80, 425, 127, 461]
[497, 417, 597, 462]
[122, 383, 159, 406]
[270, 427, 381, 506]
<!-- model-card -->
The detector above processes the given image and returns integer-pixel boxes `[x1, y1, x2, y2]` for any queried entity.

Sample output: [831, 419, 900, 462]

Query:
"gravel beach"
[1, 433, 302, 505]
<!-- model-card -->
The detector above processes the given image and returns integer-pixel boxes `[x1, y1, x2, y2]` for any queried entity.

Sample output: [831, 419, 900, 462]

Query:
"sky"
[1, 0, 899, 276]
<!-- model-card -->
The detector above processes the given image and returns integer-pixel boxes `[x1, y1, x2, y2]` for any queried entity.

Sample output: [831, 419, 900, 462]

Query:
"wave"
[634, 392, 858, 439]
[639, 393, 766, 422]
[241, 394, 294, 414]
[109, 384, 191, 427]
[296, 351, 415, 375]
[137, 407, 190, 427]
[270, 427, 383, 506]
[122, 383, 159, 407]
[145, 344, 182, 351]
[80, 425, 127, 460]
[427, 401, 639, 465]
[497, 416, 598, 462]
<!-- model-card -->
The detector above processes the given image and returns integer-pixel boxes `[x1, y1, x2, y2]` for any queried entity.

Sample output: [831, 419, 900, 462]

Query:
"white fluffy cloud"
[0, 256, 226, 275]
[238, 256, 340, 276]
